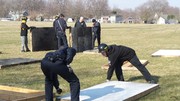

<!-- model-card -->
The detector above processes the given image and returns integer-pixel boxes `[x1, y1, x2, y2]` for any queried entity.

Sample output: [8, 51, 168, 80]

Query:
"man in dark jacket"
[20, 16, 30, 52]
[92, 19, 101, 48]
[74, 17, 86, 28]
[41, 47, 80, 101]
[54, 14, 69, 49]
[98, 43, 155, 83]
[53, 15, 59, 31]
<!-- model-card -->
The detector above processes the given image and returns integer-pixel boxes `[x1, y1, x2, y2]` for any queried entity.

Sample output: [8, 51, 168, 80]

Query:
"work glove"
[67, 65, 73, 73]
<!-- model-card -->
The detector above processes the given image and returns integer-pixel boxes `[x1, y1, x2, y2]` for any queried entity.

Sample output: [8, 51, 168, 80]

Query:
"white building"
[100, 16, 110, 23]
[100, 15, 123, 23]
[157, 17, 166, 24]
[110, 15, 123, 23]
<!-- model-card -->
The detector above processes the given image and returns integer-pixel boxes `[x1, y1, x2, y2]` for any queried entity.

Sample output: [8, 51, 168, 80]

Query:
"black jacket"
[92, 21, 101, 34]
[74, 20, 86, 28]
[20, 23, 29, 36]
[107, 45, 135, 80]
[54, 18, 67, 32]
[44, 47, 76, 65]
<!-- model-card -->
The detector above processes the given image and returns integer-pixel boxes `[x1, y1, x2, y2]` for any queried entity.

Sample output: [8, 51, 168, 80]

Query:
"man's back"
[54, 18, 67, 32]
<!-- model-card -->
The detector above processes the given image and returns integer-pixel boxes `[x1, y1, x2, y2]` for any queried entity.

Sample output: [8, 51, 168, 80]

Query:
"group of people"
[74, 16, 101, 48]
[53, 14, 101, 50]
[41, 14, 102, 101]
[20, 14, 101, 52]
[20, 14, 155, 101]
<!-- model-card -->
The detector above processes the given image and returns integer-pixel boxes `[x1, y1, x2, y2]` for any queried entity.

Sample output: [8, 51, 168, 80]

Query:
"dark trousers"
[113, 55, 152, 82]
[41, 59, 80, 101]
[57, 31, 68, 49]
[114, 62, 124, 81]
[93, 34, 101, 47]
[129, 55, 152, 82]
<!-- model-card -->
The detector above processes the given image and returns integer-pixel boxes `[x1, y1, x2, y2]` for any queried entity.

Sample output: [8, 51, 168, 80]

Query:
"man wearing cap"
[92, 19, 101, 48]
[98, 43, 155, 84]
[20, 16, 30, 52]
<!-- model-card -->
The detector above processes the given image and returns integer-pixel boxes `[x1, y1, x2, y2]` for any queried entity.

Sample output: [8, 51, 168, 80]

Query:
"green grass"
[0, 21, 180, 101]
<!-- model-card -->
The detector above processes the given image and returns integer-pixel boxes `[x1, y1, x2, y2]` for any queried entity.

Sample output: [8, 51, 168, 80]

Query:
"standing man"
[98, 43, 155, 83]
[20, 16, 30, 52]
[54, 14, 69, 49]
[92, 19, 101, 48]
[53, 15, 60, 44]
[41, 47, 80, 101]
[53, 15, 59, 31]
[74, 17, 86, 28]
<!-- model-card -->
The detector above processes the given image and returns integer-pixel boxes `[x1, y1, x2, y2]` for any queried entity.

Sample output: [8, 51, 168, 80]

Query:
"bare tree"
[54, 0, 67, 14]
[8, 0, 23, 12]
[146, 0, 169, 15]
[136, 5, 152, 22]
[166, 6, 180, 20]
[0, 0, 8, 17]
[44, 0, 60, 19]
[44, 0, 70, 19]
[1, 0, 179, 22]
[24, 0, 45, 20]
[135, 0, 170, 23]
[70, 0, 86, 20]
[85, 0, 109, 18]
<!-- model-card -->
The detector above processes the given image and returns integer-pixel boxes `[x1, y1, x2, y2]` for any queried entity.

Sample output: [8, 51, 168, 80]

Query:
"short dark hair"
[92, 19, 96, 22]
[60, 14, 65, 17]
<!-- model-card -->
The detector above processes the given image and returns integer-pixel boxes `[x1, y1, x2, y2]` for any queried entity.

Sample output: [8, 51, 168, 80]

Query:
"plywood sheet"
[101, 60, 149, 70]
[72, 27, 93, 52]
[0, 85, 45, 101]
[152, 50, 180, 57]
[30, 27, 58, 51]
[0, 58, 41, 69]
[58, 81, 159, 101]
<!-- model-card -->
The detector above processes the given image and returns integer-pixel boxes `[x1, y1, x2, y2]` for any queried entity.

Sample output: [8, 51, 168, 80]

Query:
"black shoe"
[56, 88, 62, 94]
[26, 50, 30, 52]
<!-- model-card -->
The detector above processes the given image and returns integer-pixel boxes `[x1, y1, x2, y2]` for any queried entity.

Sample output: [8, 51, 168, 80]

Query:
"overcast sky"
[108, 0, 180, 10]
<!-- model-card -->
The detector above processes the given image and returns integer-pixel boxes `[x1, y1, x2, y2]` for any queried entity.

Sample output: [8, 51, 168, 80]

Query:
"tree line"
[0, 0, 179, 22]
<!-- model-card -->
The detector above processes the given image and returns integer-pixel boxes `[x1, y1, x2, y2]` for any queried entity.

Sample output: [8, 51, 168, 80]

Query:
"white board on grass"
[152, 50, 180, 57]
[58, 81, 159, 101]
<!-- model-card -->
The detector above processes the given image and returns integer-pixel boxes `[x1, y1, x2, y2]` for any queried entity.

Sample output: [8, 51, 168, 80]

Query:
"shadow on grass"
[127, 75, 160, 83]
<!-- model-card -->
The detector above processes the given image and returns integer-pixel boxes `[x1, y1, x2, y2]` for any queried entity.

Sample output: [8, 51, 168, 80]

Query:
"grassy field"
[0, 21, 180, 101]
